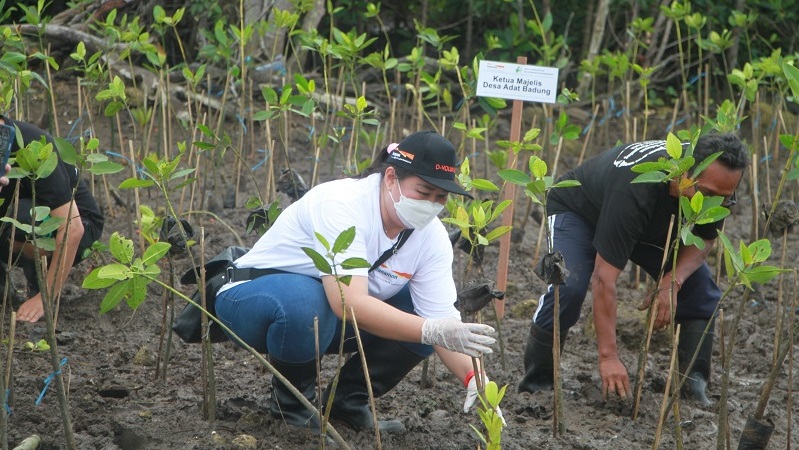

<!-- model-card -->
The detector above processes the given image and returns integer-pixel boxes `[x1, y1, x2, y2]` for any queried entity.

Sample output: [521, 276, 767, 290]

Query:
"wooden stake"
[494, 55, 527, 320]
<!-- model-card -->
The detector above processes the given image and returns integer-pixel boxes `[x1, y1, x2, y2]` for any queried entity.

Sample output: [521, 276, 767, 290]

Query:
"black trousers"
[532, 212, 721, 332]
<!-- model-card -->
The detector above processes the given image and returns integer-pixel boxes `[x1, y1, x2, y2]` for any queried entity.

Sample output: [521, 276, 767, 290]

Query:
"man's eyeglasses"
[695, 185, 737, 208]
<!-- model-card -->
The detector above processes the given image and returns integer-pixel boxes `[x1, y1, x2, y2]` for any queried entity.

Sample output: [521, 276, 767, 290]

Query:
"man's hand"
[17, 294, 44, 322]
[0, 163, 10, 191]
[599, 356, 630, 400]
[638, 283, 678, 330]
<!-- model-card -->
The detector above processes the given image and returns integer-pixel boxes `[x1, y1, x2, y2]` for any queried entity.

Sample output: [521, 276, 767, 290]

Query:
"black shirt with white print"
[547, 140, 721, 270]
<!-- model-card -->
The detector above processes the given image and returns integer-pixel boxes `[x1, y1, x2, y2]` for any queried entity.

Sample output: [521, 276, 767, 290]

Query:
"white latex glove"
[420, 317, 496, 357]
[463, 372, 507, 426]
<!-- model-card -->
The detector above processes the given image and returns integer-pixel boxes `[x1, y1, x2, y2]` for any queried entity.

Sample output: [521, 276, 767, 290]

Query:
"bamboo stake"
[11, 435, 40, 450]
[773, 228, 788, 368]
[652, 325, 680, 450]
[717, 288, 752, 449]
[127, 141, 145, 255]
[787, 271, 797, 450]
[350, 311, 382, 449]
[719, 308, 730, 450]
[633, 215, 675, 420]
[750, 156, 760, 241]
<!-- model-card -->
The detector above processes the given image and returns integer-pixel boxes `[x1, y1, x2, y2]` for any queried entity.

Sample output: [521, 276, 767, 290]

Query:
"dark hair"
[693, 133, 750, 172]
[356, 144, 413, 180]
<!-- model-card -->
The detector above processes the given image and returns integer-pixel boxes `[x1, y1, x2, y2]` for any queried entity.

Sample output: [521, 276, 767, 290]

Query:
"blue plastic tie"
[4, 388, 11, 416]
[35, 357, 68, 406]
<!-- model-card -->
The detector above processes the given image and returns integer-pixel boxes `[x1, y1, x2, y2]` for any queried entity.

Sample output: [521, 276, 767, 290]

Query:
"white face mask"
[388, 179, 445, 229]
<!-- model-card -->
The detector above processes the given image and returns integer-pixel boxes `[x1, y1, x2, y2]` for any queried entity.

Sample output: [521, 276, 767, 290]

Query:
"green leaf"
[485, 226, 512, 241]
[471, 178, 499, 191]
[690, 190, 704, 213]
[34, 237, 56, 252]
[783, 61, 799, 100]
[743, 265, 786, 285]
[631, 172, 667, 183]
[747, 239, 772, 263]
[0, 217, 32, 234]
[552, 180, 581, 188]
[99, 280, 130, 313]
[82, 267, 118, 289]
[98, 263, 131, 280]
[34, 216, 65, 236]
[340, 257, 370, 270]
[126, 276, 147, 310]
[695, 206, 730, 224]
[740, 240, 753, 265]
[665, 133, 683, 159]
[630, 161, 673, 173]
[118, 178, 154, 189]
[88, 161, 124, 175]
[140, 262, 161, 279]
[303, 247, 331, 274]
[691, 152, 720, 179]
[109, 233, 134, 264]
[314, 232, 331, 252]
[337, 275, 353, 286]
[54, 137, 78, 166]
[497, 169, 530, 185]
[142, 242, 171, 266]
[38, 151, 58, 178]
[530, 156, 547, 179]
[332, 226, 356, 254]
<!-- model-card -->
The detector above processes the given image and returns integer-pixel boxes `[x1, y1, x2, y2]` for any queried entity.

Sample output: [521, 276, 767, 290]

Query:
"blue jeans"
[533, 212, 721, 332]
[215, 274, 434, 363]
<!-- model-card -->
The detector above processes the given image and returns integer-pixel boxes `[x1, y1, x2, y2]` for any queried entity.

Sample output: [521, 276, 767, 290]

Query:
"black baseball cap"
[387, 131, 473, 198]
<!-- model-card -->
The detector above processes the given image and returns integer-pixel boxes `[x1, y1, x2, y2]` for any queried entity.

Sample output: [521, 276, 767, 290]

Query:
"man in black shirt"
[519, 133, 748, 406]
[0, 115, 104, 323]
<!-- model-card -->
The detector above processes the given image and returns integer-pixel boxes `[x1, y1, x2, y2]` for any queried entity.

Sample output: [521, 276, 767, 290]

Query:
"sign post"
[476, 58, 558, 319]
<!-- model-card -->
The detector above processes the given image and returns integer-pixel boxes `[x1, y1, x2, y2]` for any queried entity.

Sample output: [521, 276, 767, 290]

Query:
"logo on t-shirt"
[373, 265, 412, 286]
[613, 140, 667, 167]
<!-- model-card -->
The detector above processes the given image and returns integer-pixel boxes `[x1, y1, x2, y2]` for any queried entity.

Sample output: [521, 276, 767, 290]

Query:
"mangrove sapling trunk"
[34, 256, 77, 449]
[652, 327, 679, 450]
[552, 284, 564, 437]
[154, 258, 176, 380]
[717, 288, 752, 450]
[350, 312, 382, 450]
[198, 229, 217, 421]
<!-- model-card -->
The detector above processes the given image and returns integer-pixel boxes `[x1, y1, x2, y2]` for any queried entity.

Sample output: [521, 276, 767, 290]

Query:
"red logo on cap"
[435, 164, 456, 173]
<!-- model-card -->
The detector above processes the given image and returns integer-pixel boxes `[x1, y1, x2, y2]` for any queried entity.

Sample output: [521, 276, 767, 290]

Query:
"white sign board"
[476, 60, 559, 104]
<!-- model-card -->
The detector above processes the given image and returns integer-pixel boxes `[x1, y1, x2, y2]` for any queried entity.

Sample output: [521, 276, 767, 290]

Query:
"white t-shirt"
[224, 173, 460, 320]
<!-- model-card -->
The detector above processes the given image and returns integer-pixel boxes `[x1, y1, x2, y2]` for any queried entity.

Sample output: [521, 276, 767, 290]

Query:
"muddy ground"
[2, 79, 798, 450]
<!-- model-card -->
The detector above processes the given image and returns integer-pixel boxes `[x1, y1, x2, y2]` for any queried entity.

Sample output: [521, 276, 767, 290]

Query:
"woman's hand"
[421, 317, 496, 357]
[463, 371, 506, 426]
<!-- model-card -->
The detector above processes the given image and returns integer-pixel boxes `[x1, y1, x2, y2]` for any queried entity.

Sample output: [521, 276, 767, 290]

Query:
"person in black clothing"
[518, 133, 748, 406]
[0, 115, 104, 323]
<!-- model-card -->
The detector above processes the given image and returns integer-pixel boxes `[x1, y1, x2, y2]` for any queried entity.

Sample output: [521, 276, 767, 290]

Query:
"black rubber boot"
[677, 319, 714, 407]
[268, 358, 320, 430]
[324, 339, 426, 432]
[21, 258, 40, 298]
[518, 322, 567, 394]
